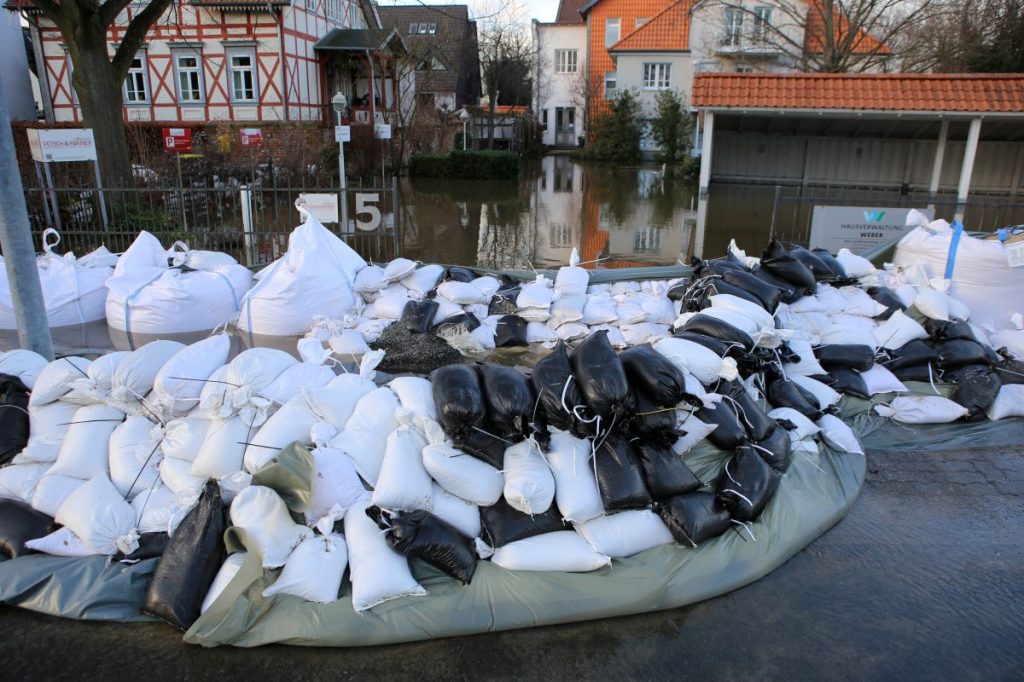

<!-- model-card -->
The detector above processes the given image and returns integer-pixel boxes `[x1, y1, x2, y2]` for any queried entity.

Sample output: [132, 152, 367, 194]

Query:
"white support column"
[694, 111, 715, 258]
[955, 117, 983, 223]
[928, 119, 949, 211]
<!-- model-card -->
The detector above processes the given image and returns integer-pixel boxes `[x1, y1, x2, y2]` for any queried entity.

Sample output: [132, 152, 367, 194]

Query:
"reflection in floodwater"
[399, 155, 698, 270]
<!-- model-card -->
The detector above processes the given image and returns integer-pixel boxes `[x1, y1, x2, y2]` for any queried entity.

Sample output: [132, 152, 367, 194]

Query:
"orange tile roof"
[692, 73, 1024, 114]
[609, 0, 694, 52]
[803, 0, 890, 55]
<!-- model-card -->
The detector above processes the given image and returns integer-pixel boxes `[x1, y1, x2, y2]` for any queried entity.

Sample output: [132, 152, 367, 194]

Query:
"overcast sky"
[379, 0, 558, 24]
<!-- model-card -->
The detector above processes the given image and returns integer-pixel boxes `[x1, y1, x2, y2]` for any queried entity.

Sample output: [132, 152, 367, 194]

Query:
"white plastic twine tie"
[723, 487, 753, 510]
[731, 520, 757, 543]
[114, 529, 141, 556]
[724, 459, 742, 488]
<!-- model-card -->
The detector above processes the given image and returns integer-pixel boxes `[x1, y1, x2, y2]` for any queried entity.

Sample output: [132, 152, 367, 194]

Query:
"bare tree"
[475, 0, 533, 148]
[901, 0, 1024, 73]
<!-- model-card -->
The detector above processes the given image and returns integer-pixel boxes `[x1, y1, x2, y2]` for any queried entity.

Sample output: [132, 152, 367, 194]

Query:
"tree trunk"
[68, 42, 134, 188]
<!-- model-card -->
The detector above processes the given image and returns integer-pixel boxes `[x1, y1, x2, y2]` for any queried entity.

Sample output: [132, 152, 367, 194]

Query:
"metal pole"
[336, 108, 348, 232]
[177, 153, 187, 230]
[240, 184, 254, 267]
[769, 184, 782, 239]
[0, 81, 54, 359]
[93, 159, 109, 236]
[463, 120, 467, 150]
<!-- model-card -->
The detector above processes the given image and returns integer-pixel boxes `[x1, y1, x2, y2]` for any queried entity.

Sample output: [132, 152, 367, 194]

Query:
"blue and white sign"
[810, 206, 934, 253]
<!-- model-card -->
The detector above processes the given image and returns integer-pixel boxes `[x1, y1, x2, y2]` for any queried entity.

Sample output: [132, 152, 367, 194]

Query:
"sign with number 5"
[355, 193, 382, 232]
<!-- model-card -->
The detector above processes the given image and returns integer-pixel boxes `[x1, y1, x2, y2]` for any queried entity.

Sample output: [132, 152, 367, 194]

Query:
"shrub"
[650, 90, 693, 164]
[409, 153, 453, 177]
[585, 89, 643, 163]
[410, 150, 518, 179]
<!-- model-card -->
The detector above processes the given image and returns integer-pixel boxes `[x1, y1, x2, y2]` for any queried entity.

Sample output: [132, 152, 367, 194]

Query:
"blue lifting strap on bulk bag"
[944, 220, 964, 280]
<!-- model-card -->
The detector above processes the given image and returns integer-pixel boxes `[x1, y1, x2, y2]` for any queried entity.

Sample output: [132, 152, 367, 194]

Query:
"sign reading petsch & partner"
[810, 206, 935, 253]
[27, 129, 98, 162]
[297, 193, 339, 223]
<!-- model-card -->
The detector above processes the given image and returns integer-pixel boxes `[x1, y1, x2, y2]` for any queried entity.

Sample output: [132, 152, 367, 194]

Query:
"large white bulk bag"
[108, 415, 163, 499]
[431, 484, 482, 539]
[330, 387, 399, 485]
[63, 351, 130, 405]
[263, 534, 348, 603]
[0, 349, 48, 389]
[237, 208, 365, 336]
[371, 412, 432, 512]
[544, 428, 603, 523]
[160, 417, 210, 462]
[31, 474, 85, 516]
[0, 462, 50, 501]
[15, 401, 80, 464]
[345, 499, 426, 612]
[191, 416, 253, 479]
[490, 531, 611, 572]
[387, 377, 436, 422]
[987, 385, 1024, 420]
[230, 485, 313, 568]
[305, 447, 369, 525]
[201, 553, 247, 614]
[151, 335, 232, 419]
[47, 404, 125, 479]
[875, 396, 968, 424]
[421, 420, 503, 507]
[28, 356, 92, 407]
[106, 231, 251, 334]
[55, 474, 138, 555]
[576, 510, 674, 558]
[503, 439, 555, 516]
[109, 340, 186, 413]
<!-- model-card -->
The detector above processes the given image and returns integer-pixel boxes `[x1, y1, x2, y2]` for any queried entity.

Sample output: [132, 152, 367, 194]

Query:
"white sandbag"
[56, 474, 138, 555]
[835, 248, 876, 278]
[401, 264, 445, 299]
[819, 323, 877, 350]
[615, 300, 647, 325]
[548, 294, 586, 327]
[470, 320, 497, 350]
[230, 485, 313, 568]
[592, 325, 629, 349]
[555, 321, 590, 342]
[373, 292, 412, 320]
[16, 401, 80, 463]
[767, 407, 821, 441]
[345, 499, 426, 612]
[502, 439, 555, 516]
[838, 286, 888, 318]
[860, 364, 909, 395]
[554, 249, 589, 296]
[710, 294, 774, 330]
[471, 276, 501, 299]
[544, 428, 603, 523]
[109, 340, 186, 413]
[696, 307, 760, 336]
[159, 457, 204, 496]
[517, 276, 555, 310]
[873, 310, 928, 350]
[671, 412, 718, 454]
[790, 311, 832, 337]
[325, 350, 383, 392]
[783, 335, 827, 377]
[204, 348, 296, 422]
[789, 375, 841, 409]
[237, 209, 363, 336]
[243, 396, 318, 474]
[24, 526, 95, 557]
[263, 533, 348, 603]
[518, 306, 551, 323]
[305, 447, 369, 524]
[430, 484, 482, 538]
[191, 416, 253, 479]
[653, 337, 737, 385]
[913, 287, 951, 321]
[201, 553, 247, 614]
[587, 284, 611, 295]
[108, 416, 163, 499]
[788, 295, 827, 314]
[581, 294, 618, 325]
[330, 387, 400, 485]
[431, 297, 463, 326]
[381, 258, 417, 285]
[356, 318, 391, 343]
[987, 385, 1024, 420]
[131, 484, 182, 534]
[991, 330, 1024, 361]
[160, 417, 210, 462]
[0, 349, 47, 389]
[306, 385, 376, 442]
[874, 396, 968, 424]
[329, 330, 372, 356]
[151, 335, 231, 419]
[28, 356, 92, 407]
[388, 376, 436, 421]
[620, 322, 670, 346]
[611, 281, 641, 295]
[526, 321, 558, 344]
[62, 351, 130, 405]
[638, 294, 677, 326]
[816, 414, 865, 455]
[31, 474, 85, 516]
[421, 420, 503, 507]
[0, 462, 50, 501]
[371, 412, 432, 512]
[576, 509, 674, 558]
[47, 404, 125, 479]
[437, 280, 487, 306]
[948, 296, 971, 321]
[260, 362, 335, 406]
[490, 531, 610, 572]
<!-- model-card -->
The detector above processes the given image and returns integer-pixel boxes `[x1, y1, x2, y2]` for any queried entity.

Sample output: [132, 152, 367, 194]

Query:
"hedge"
[410, 150, 518, 179]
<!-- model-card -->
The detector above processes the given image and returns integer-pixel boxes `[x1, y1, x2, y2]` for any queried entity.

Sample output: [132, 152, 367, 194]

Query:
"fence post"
[240, 185, 255, 267]
[769, 184, 782, 239]
[391, 174, 400, 259]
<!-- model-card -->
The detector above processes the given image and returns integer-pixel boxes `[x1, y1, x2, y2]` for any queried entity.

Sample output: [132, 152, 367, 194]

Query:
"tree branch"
[99, 0, 136, 28]
[111, 0, 173, 78]
[32, 0, 71, 33]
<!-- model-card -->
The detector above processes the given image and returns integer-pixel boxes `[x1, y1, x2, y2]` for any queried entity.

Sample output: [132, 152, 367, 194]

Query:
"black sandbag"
[815, 344, 876, 372]
[494, 314, 528, 348]
[629, 389, 679, 447]
[113, 532, 170, 562]
[621, 344, 690, 406]
[788, 245, 836, 282]
[570, 330, 633, 419]
[696, 400, 747, 450]
[994, 358, 1024, 385]
[811, 248, 848, 279]
[371, 508, 477, 584]
[828, 367, 871, 400]
[716, 447, 780, 523]
[656, 492, 733, 547]
[941, 364, 990, 383]
[754, 425, 792, 472]
[142, 481, 225, 630]
[434, 311, 481, 335]
[453, 427, 507, 469]
[867, 286, 906, 320]
[720, 269, 783, 313]
[883, 339, 938, 371]
[707, 277, 766, 308]
[488, 290, 521, 316]
[751, 266, 803, 304]
[925, 318, 976, 342]
[952, 371, 1002, 421]
[761, 238, 817, 292]
[595, 435, 653, 511]
[723, 380, 775, 442]
[693, 256, 745, 277]
[445, 266, 477, 283]
[0, 374, 30, 465]
[0, 498, 54, 559]
[936, 339, 993, 369]
[666, 280, 689, 301]
[401, 299, 439, 334]
[431, 364, 485, 439]
[481, 497, 568, 548]
[892, 363, 936, 383]
[531, 340, 588, 434]
[678, 314, 754, 352]
[634, 442, 701, 499]
[765, 374, 822, 420]
[478, 363, 536, 439]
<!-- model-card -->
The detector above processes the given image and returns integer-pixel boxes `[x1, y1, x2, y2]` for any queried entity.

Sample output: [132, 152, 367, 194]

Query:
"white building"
[532, 1, 588, 148]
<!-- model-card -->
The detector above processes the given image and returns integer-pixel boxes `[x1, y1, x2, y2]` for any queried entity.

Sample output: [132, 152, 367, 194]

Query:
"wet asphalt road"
[1, 443, 1022, 681]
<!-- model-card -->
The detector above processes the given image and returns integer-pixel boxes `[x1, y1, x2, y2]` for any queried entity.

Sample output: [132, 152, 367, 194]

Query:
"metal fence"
[21, 180, 402, 266]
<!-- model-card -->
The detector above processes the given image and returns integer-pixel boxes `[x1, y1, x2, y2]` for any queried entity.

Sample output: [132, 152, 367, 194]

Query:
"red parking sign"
[162, 128, 193, 153]
[239, 128, 263, 147]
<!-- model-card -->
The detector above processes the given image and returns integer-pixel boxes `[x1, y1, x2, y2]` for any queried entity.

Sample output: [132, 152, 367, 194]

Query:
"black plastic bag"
[761, 238, 817, 292]
[634, 442, 701, 499]
[571, 331, 633, 419]
[752, 266, 803, 304]
[696, 400, 747, 450]
[656, 492, 732, 547]
[720, 269, 784, 313]
[754, 425, 792, 472]
[941, 363, 989, 383]
[0, 498, 54, 559]
[671, 330, 735, 359]
[892, 363, 936, 383]
[113, 532, 170, 562]
[531, 341, 589, 434]
[445, 266, 477, 283]
[765, 374, 822, 420]
[828, 367, 870, 399]
[815, 344, 875, 372]
[401, 299, 439, 334]
[867, 286, 906, 320]
[952, 370, 1002, 421]
[453, 427, 507, 469]
[925, 318, 976, 342]
[716, 447, 780, 522]
[936, 339, 993, 369]
[788, 246, 836, 282]
[666, 280, 689, 301]
[811, 249, 848, 279]
[494, 315, 528, 348]
[434, 312, 481, 335]
[994, 358, 1024, 385]
[481, 497, 567, 547]
[142, 481, 225, 630]
[370, 507, 477, 584]
[883, 340, 938, 371]
[723, 380, 775, 442]
[707, 277, 767, 308]
[678, 314, 754, 352]
[431, 364, 486, 439]
[621, 344, 691, 406]
[478, 363, 536, 439]
[693, 256, 745, 277]
[0, 374, 30, 466]
[488, 290, 521, 316]
[629, 389, 679, 447]
[595, 435, 653, 511]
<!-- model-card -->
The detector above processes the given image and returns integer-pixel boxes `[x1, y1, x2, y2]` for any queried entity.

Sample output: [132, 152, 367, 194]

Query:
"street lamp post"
[459, 109, 470, 150]
[332, 92, 349, 231]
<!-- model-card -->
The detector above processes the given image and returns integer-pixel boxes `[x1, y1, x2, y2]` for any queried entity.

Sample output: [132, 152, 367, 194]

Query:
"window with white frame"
[723, 7, 743, 46]
[642, 62, 671, 89]
[326, 0, 341, 20]
[735, 64, 754, 73]
[605, 17, 620, 47]
[124, 54, 149, 104]
[350, 1, 362, 27]
[604, 71, 617, 98]
[228, 51, 257, 102]
[554, 49, 577, 73]
[173, 52, 204, 103]
[541, 108, 548, 131]
[752, 6, 772, 44]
